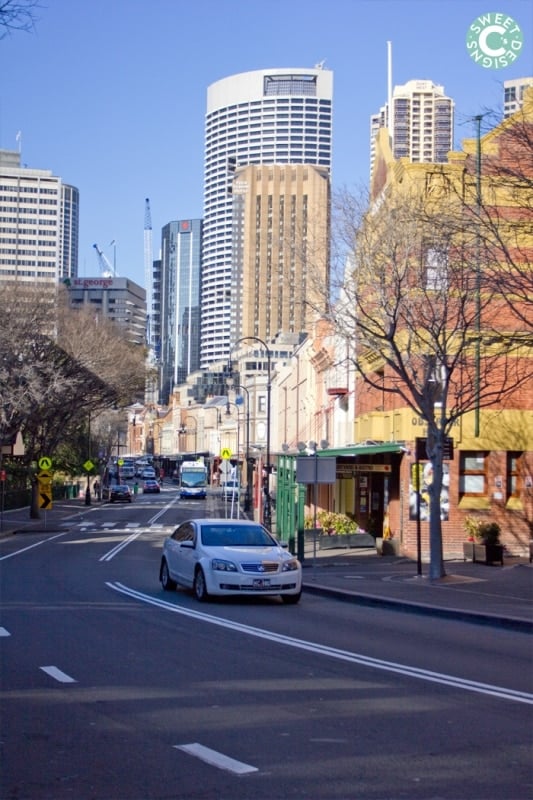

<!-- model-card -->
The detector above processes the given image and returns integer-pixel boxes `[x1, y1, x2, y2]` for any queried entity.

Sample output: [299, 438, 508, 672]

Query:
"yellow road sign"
[38, 456, 52, 471]
[221, 447, 232, 460]
[38, 486, 52, 509]
[83, 459, 94, 472]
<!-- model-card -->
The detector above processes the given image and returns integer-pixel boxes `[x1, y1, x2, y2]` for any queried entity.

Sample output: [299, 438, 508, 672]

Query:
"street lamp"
[226, 379, 251, 512]
[224, 400, 242, 518]
[180, 415, 197, 454]
[228, 336, 272, 529]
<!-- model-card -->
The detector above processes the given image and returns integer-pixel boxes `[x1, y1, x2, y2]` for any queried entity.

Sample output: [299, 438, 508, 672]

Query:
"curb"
[302, 582, 533, 634]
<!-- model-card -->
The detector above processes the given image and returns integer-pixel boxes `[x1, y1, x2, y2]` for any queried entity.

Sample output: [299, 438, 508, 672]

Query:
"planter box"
[463, 541, 504, 566]
[375, 537, 400, 556]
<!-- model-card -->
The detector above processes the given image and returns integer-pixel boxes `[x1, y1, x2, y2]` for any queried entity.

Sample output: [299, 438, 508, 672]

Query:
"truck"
[179, 460, 208, 499]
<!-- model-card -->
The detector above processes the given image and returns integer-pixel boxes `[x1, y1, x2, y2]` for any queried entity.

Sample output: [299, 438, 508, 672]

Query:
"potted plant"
[463, 517, 504, 565]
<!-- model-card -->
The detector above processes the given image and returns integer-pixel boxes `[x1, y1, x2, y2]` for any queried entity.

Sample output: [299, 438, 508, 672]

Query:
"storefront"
[275, 442, 408, 551]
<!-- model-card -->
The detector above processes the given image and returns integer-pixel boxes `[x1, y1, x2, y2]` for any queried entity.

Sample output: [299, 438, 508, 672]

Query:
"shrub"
[463, 516, 501, 545]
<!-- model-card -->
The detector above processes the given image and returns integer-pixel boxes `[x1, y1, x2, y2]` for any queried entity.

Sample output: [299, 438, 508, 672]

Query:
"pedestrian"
[93, 480, 100, 499]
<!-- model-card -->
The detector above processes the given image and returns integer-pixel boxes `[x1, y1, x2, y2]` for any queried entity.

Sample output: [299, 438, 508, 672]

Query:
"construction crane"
[93, 243, 116, 277]
[144, 198, 153, 349]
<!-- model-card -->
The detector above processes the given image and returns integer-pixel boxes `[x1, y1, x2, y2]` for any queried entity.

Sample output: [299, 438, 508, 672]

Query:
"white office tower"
[370, 80, 454, 178]
[503, 77, 533, 117]
[201, 67, 333, 367]
[0, 149, 79, 285]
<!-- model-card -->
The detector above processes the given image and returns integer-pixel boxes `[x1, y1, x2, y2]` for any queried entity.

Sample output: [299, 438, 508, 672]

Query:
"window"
[460, 452, 488, 495]
[507, 452, 522, 498]
[258, 395, 266, 413]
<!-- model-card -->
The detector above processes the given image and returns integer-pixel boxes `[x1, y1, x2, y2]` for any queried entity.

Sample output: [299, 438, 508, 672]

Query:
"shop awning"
[318, 442, 409, 458]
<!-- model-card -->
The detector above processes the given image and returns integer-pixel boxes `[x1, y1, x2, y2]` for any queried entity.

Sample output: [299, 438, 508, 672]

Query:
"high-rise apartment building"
[370, 80, 454, 177]
[0, 149, 79, 285]
[503, 77, 533, 117]
[201, 67, 333, 367]
[231, 164, 330, 345]
[159, 219, 202, 402]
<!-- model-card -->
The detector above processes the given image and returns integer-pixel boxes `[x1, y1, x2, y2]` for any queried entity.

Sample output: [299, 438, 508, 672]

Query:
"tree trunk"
[30, 478, 41, 519]
[427, 429, 446, 580]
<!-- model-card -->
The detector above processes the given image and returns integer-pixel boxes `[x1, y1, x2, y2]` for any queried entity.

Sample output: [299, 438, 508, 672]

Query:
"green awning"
[318, 442, 408, 458]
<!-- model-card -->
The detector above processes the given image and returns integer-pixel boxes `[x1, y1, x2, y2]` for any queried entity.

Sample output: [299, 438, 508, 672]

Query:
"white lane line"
[107, 582, 533, 706]
[175, 743, 258, 775]
[99, 531, 142, 562]
[40, 666, 76, 683]
[0, 627, 11, 636]
[0, 532, 67, 561]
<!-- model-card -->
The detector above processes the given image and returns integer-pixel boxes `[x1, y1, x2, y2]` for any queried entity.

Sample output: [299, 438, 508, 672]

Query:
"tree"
[328, 180, 530, 580]
[0, 0, 40, 38]
[0, 282, 148, 517]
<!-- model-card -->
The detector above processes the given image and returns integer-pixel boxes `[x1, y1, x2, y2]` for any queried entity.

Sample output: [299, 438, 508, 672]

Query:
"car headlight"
[211, 558, 238, 572]
[282, 559, 299, 572]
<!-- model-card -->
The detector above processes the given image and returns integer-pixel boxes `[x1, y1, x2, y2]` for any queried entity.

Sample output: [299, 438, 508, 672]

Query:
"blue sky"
[1, 0, 531, 288]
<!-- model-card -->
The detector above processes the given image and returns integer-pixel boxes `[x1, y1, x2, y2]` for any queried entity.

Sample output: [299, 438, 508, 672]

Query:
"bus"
[179, 460, 208, 499]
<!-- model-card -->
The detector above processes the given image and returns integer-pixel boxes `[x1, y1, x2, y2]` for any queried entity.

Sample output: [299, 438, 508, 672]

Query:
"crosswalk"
[60, 520, 174, 533]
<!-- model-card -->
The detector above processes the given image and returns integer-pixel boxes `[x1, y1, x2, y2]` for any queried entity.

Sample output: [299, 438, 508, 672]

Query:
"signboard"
[296, 456, 337, 485]
[37, 473, 52, 510]
[221, 447, 232, 460]
[415, 437, 454, 461]
[83, 460, 95, 472]
[337, 463, 392, 476]
[38, 456, 52, 471]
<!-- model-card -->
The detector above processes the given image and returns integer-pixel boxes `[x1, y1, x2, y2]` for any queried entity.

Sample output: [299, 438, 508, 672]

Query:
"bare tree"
[0, 0, 40, 38]
[0, 282, 148, 517]
[329, 183, 530, 580]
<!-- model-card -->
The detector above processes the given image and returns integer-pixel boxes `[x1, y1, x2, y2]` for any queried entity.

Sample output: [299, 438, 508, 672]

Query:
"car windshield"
[201, 524, 275, 547]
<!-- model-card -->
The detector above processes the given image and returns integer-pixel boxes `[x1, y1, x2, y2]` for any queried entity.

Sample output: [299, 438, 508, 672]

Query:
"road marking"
[0, 627, 11, 636]
[40, 666, 76, 683]
[175, 743, 258, 774]
[99, 531, 142, 562]
[0, 532, 67, 561]
[107, 582, 533, 707]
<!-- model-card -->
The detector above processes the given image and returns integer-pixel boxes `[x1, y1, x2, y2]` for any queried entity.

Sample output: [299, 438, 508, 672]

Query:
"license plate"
[253, 578, 270, 588]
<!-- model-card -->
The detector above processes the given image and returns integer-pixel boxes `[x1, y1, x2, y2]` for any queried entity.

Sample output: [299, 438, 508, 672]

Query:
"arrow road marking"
[107, 582, 533, 707]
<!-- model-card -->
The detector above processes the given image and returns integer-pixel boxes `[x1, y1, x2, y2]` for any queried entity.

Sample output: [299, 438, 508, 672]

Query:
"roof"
[309, 442, 408, 458]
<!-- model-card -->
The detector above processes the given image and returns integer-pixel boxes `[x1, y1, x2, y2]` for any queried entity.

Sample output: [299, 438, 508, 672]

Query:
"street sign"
[83, 459, 94, 472]
[37, 474, 52, 509]
[221, 447, 232, 460]
[38, 456, 52, 471]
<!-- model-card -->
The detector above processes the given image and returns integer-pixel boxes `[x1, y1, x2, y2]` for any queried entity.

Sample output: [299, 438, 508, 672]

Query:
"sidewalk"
[2, 502, 532, 632]
[300, 541, 533, 632]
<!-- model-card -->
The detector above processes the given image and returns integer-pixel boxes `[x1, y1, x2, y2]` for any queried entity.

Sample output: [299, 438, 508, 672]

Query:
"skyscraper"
[503, 77, 533, 117]
[201, 67, 333, 367]
[231, 163, 330, 345]
[370, 80, 454, 178]
[159, 219, 202, 402]
[0, 149, 79, 285]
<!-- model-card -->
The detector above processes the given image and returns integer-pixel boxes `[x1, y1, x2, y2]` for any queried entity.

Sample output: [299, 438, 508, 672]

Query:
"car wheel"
[281, 591, 301, 605]
[193, 567, 209, 602]
[160, 559, 177, 591]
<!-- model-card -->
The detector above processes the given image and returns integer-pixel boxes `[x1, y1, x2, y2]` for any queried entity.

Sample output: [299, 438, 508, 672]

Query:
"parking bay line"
[175, 743, 258, 775]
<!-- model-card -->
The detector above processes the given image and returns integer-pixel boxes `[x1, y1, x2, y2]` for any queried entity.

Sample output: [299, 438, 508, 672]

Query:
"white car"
[159, 518, 302, 604]
[222, 479, 240, 500]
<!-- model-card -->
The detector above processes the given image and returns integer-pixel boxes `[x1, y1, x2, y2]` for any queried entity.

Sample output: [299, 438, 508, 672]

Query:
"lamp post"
[224, 400, 242, 518]
[228, 336, 272, 529]
[180, 415, 198, 454]
[227, 380, 251, 512]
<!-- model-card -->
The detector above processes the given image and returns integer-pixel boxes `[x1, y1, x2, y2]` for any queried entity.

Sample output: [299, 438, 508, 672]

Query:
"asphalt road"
[1, 486, 532, 800]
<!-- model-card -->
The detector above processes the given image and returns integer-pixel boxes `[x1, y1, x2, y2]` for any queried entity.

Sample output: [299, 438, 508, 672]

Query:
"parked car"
[142, 479, 160, 494]
[141, 467, 156, 479]
[159, 518, 302, 603]
[222, 479, 240, 500]
[106, 484, 132, 503]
